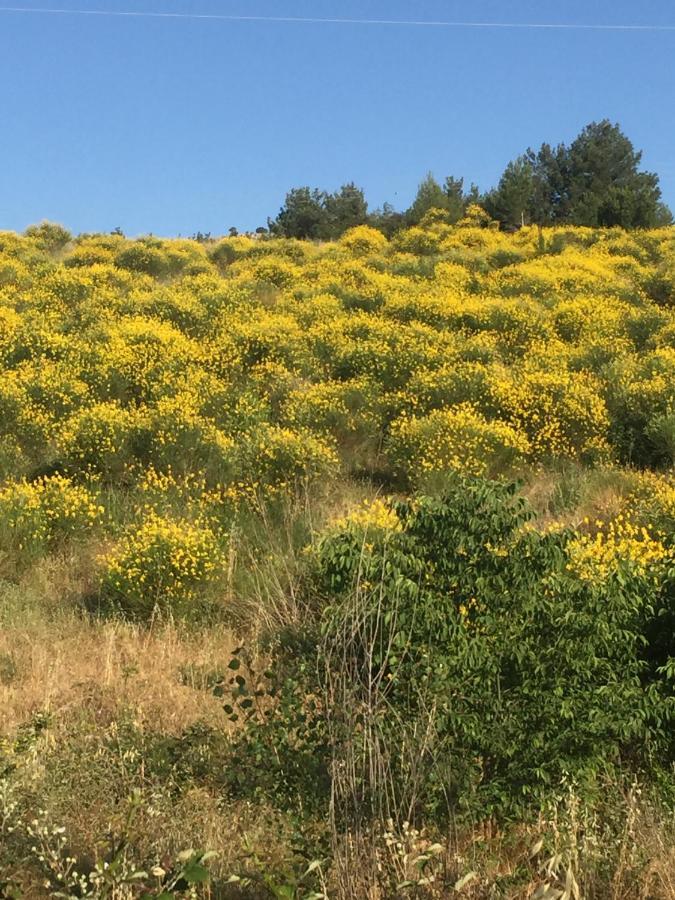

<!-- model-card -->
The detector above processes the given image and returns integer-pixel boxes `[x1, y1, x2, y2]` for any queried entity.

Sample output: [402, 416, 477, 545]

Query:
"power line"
[0, 6, 675, 31]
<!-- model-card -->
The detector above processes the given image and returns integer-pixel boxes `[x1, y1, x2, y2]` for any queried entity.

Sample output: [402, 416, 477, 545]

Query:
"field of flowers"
[1, 212, 674, 605]
[0, 213, 674, 897]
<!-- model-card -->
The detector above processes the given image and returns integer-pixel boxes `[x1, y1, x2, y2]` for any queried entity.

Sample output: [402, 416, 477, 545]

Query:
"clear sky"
[1, 0, 674, 236]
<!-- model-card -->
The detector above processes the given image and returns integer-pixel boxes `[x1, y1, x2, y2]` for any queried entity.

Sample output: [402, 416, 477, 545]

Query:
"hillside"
[0, 215, 674, 898]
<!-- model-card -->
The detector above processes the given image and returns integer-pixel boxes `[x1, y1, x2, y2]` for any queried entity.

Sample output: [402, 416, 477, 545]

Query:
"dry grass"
[521, 463, 636, 528]
[0, 540, 244, 736]
[0, 611, 238, 737]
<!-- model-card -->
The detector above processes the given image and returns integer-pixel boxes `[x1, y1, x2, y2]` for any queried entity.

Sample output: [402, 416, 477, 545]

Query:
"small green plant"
[0, 784, 216, 899]
[221, 643, 331, 819]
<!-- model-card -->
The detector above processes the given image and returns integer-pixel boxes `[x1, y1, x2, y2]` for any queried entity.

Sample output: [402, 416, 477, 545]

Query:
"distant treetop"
[268, 120, 672, 240]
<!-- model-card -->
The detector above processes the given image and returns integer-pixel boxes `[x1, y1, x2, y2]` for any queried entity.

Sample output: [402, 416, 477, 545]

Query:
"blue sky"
[1, 0, 674, 235]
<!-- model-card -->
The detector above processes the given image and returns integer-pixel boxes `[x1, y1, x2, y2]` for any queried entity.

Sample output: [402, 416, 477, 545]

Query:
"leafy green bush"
[315, 478, 673, 819]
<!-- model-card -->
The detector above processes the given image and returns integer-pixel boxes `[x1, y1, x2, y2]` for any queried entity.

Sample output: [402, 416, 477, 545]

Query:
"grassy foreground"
[0, 215, 674, 897]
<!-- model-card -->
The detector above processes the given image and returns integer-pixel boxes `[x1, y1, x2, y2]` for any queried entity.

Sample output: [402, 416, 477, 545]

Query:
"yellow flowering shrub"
[229, 314, 307, 370]
[457, 204, 498, 229]
[329, 497, 402, 536]
[0, 220, 672, 583]
[488, 248, 640, 300]
[99, 512, 223, 619]
[24, 220, 72, 252]
[234, 424, 339, 491]
[139, 288, 207, 336]
[64, 244, 115, 268]
[491, 365, 610, 461]
[433, 260, 475, 293]
[58, 402, 147, 476]
[339, 225, 388, 256]
[625, 470, 675, 536]
[114, 240, 171, 278]
[283, 377, 381, 439]
[605, 347, 675, 463]
[0, 374, 52, 463]
[0, 475, 103, 569]
[14, 359, 90, 419]
[146, 392, 235, 481]
[568, 515, 672, 582]
[389, 403, 530, 483]
[233, 255, 301, 288]
[0, 257, 32, 289]
[404, 361, 494, 416]
[76, 316, 202, 405]
[0, 307, 22, 364]
[392, 227, 441, 255]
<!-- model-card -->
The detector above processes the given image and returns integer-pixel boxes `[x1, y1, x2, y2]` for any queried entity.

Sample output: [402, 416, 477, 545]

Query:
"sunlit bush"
[234, 424, 339, 491]
[568, 515, 672, 582]
[389, 403, 529, 483]
[58, 401, 148, 477]
[392, 226, 441, 255]
[339, 225, 388, 256]
[492, 366, 611, 461]
[24, 220, 72, 253]
[115, 240, 171, 278]
[0, 475, 103, 571]
[99, 512, 223, 619]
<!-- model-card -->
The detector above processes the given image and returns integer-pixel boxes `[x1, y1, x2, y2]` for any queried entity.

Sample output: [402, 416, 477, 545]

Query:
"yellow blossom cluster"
[330, 498, 403, 536]
[389, 404, 530, 481]
[99, 512, 223, 618]
[568, 515, 673, 582]
[0, 475, 103, 563]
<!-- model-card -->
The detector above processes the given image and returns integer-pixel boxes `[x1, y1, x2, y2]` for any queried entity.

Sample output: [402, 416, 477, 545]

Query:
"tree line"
[267, 120, 673, 239]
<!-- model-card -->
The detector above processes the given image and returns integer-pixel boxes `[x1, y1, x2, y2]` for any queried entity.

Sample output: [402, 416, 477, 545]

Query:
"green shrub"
[316, 478, 672, 819]
[115, 242, 170, 278]
[24, 220, 72, 253]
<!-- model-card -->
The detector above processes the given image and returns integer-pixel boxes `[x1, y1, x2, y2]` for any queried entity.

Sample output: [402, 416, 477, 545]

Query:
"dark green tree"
[444, 176, 467, 223]
[270, 183, 370, 239]
[488, 121, 671, 229]
[525, 141, 571, 225]
[405, 172, 450, 225]
[368, 201, 405, 237]
[268, 187, 329, 239]
[484, 157, 536, 228]
[566, 120, 667, 227]
[324, 182, 369, 237]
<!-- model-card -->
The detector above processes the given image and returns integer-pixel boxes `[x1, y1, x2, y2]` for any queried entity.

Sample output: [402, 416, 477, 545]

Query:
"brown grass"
[0, 615, 238, 736]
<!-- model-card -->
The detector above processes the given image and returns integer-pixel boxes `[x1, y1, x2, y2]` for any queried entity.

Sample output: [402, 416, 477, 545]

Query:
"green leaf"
[181, 860, 210, 883]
